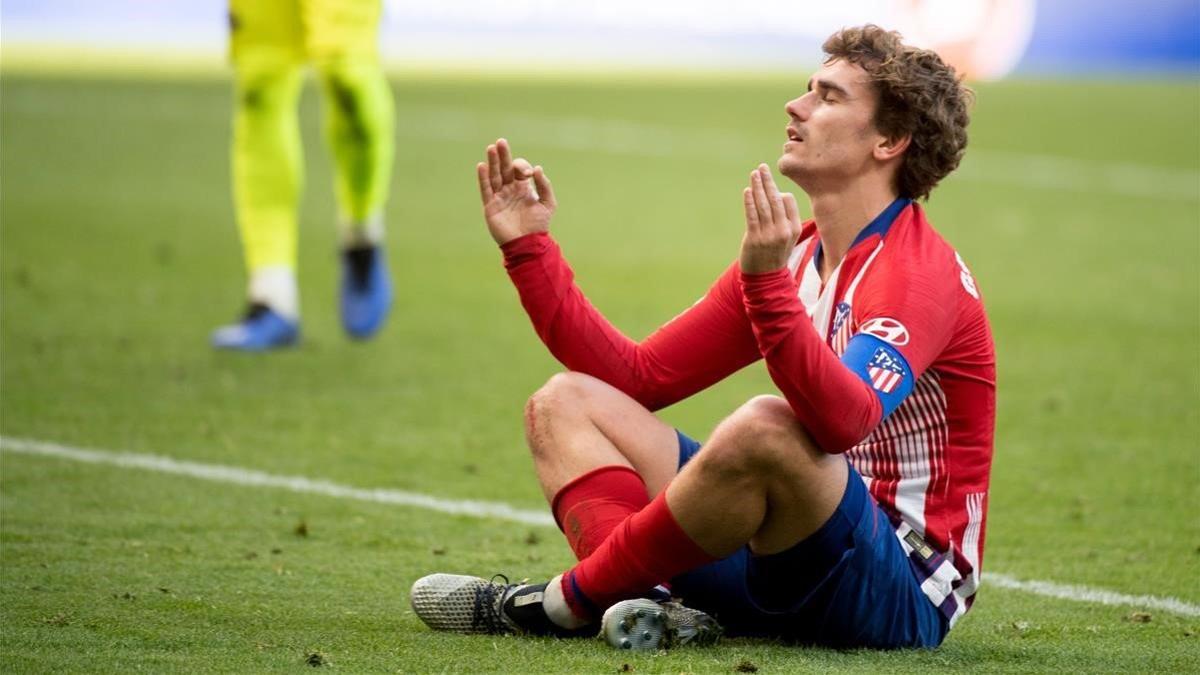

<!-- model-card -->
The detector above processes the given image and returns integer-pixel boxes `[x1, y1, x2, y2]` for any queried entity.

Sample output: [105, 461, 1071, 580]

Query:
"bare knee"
[735, 395, 798, 430]
[695, 396, 820, 479]
[524, 372, 593, 458]
[723, 395, 807, 453]
[525, 372, 589, 429]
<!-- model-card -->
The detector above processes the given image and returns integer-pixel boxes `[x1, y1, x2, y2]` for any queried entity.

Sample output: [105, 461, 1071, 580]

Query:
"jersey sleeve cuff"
[501, 231, 556, 269]
[739, 268, 797, 304]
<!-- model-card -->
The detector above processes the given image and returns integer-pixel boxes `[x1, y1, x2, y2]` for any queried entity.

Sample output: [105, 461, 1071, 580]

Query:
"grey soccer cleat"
[410, 573, 516, 634]
[410, 573, 592, 637]
[600, 598, 722, 650]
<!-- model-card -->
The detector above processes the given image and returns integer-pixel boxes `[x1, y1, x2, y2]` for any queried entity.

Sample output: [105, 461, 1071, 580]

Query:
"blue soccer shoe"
[340, 245, 393, 340]
[211, 303, 299, 351]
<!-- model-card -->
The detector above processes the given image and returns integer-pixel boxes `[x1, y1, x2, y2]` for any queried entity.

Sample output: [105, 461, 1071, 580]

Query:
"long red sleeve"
[740, 269, 883, 453]
[502, 232, 761, 410]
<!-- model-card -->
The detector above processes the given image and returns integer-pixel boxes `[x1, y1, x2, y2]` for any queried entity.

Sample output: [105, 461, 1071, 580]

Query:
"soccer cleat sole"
[600, 598, 721, 650]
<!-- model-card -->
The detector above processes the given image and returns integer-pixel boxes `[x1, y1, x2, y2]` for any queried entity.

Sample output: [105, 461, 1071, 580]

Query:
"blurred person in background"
[212, 0, 395, 350]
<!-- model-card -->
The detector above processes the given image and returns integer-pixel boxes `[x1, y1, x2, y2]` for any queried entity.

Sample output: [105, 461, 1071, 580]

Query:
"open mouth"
[786, 128, 803, 143]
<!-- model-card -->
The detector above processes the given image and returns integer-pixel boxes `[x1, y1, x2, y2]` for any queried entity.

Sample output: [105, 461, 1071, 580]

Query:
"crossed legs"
[526, 372, 848, 619]
[413, 371, 941, 647]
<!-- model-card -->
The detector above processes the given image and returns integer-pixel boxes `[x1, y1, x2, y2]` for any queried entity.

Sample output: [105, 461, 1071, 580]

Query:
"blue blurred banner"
[2, 0, 1197, 77]
[1022, 0, 1200, 74]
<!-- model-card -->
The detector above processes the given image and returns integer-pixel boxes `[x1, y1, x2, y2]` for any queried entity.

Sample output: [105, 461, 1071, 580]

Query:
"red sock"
[560, 491, 717, 619]
[551, 465, 649, 560]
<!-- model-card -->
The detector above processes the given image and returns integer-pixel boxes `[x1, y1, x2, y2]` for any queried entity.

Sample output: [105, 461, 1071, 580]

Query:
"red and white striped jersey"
[779, 201, 995, 625]
[502, 199, 995, 627]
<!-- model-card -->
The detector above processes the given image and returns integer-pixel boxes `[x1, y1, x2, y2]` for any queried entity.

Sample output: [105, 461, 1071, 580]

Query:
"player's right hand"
[477, 138, 557, 245]
[740, 164, 802, 274]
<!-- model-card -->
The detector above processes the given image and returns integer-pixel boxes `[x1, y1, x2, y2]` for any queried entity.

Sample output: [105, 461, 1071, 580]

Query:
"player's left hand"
[740, 164, 802, 274]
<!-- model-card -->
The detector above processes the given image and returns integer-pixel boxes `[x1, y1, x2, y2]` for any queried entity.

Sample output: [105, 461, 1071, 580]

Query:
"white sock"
[247, 265, 299, 320]
[339, 212, 385, 249]
[542, 574, 590, 629]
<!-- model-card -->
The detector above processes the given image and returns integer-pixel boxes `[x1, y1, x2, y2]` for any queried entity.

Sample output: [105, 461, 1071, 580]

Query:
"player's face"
[778, 59, 886, 192]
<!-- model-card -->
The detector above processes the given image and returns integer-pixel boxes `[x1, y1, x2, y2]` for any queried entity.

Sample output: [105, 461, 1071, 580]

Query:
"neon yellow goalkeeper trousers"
[228, 0, 394, 273]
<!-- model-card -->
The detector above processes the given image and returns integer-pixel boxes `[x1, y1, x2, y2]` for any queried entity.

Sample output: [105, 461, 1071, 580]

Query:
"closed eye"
[811, 78, 849, 103]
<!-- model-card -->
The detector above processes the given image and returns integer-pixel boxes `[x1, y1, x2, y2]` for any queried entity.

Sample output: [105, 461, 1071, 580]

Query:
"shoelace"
[471, 574, 514, 633]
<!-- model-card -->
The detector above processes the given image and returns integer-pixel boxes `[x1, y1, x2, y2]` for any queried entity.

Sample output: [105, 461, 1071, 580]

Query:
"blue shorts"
[671, 431, 948, 649]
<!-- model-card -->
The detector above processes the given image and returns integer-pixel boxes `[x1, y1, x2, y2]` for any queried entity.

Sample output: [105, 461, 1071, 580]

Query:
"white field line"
[2, 435, 1198, 618]
[0, 436, 554, 527]
[987, 573, 1200, 618]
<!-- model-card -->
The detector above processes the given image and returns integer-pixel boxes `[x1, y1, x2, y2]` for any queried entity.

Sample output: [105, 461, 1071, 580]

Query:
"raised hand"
[740, 164, 802, 274]
[476, 138, 557, 245]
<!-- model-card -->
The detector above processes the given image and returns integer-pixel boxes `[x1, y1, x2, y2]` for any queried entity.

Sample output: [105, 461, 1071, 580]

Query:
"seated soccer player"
[212, 0, 395, 350]
[412, 25, 994, 650]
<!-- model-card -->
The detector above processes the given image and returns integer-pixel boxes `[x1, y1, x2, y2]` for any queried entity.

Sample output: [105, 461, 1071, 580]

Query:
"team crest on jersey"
[830, 302, 851, 337]
[868, 348, 906, 394]
[860, 317, 910, 346]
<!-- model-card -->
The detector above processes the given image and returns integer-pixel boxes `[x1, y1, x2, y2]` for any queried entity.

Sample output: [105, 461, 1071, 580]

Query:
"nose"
[785, 92, 814, 121]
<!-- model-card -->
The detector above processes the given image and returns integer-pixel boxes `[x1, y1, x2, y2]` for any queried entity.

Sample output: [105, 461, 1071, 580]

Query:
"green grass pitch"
[1, 67, 1198, 672]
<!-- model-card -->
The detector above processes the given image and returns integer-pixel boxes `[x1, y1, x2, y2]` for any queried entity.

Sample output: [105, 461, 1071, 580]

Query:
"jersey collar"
[812, 197, 912, 271]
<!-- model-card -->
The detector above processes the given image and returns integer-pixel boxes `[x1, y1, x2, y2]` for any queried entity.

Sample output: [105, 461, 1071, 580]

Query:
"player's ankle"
[338, 213, 384, 249]
[543, 573, 591, 630]
[248, 265, 299, 320]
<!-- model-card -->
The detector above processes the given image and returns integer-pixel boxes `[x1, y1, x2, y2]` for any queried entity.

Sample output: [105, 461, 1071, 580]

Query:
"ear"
[874, 133, 910, 162]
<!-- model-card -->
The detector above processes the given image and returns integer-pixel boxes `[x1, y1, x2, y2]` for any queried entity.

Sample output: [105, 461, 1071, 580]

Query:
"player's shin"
[563, 491, 718, 619]
[316, 57, 394, 247]
[551, 465, 650, 560]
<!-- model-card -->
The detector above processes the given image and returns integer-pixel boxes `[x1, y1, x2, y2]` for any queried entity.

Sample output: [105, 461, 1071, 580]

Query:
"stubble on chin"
[777, 155, 805, 186]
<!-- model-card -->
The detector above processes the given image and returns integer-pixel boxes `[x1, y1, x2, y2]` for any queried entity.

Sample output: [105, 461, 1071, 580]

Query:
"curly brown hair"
[823, 25, 973, 200]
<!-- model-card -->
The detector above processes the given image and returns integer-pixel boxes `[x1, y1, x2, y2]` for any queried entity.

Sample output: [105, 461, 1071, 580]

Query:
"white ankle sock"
[339, 212, 384, 249]
[247, 266, 299, 320]
[542, 574, 590, 629]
